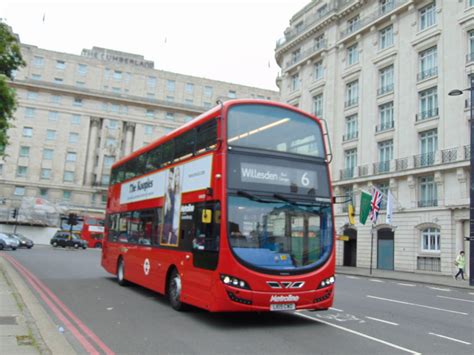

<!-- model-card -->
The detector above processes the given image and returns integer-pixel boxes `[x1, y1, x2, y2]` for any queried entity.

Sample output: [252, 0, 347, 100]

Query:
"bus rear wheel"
[117, 258, 128, 286]
[168, 269, 186, 311]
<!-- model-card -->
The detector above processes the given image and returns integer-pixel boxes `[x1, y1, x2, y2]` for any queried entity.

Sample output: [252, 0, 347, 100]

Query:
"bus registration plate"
[270, 303, 296, 311]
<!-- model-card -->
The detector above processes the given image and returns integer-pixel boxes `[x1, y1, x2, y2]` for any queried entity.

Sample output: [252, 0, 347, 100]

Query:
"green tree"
[0, 21, 25, 154]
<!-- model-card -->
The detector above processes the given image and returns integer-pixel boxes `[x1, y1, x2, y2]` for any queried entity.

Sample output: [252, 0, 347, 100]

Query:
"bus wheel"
[95, 243, 102, 249]
[168, 269, 186, 311]
[117, 258, 128, 286]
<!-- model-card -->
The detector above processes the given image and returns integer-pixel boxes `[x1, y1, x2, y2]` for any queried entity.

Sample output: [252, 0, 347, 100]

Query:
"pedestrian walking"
[454, 251, 466, 280]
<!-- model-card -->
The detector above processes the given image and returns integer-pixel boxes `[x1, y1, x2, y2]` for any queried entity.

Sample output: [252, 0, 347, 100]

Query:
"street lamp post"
[449, 75, 474, 287]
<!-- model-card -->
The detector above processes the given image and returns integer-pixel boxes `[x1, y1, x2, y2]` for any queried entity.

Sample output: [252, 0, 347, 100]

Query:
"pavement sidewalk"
[0, 255, 75, 355]
[336, 265, 472, 289]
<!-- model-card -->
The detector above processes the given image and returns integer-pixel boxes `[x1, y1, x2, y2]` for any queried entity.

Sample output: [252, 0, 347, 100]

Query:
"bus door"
[180, 202, 220, 306]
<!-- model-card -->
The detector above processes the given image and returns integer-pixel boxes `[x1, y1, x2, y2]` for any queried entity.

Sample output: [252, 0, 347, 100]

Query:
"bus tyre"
[168, 269, 186, 311]
[95, 243, 102, 249]
[117, 258, 128, 286]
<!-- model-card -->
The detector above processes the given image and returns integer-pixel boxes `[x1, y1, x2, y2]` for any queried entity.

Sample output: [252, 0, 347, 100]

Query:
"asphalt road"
[4, 246, 474, 355]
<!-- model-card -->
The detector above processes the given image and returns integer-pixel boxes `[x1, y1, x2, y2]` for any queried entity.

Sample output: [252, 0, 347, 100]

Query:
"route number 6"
[301, 172, 310, 187]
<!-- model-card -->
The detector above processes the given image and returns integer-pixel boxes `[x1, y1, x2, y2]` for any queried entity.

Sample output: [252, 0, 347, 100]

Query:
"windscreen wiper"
[273, 193, 297, 205]
[237, 190, 274, 203]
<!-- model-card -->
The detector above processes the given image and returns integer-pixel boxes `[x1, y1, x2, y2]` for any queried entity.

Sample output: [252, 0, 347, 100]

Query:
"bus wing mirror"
[202, 209, 212, 224]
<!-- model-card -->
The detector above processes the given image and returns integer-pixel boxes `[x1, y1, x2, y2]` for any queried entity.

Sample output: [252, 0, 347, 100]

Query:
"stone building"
[0, 44, 278, 217]
[275, 0, 473, 274]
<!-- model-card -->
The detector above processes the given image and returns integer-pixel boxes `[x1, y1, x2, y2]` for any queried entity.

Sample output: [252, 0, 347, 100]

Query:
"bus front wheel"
[168, 269, 186, 311]
[117, 258, 128, 286]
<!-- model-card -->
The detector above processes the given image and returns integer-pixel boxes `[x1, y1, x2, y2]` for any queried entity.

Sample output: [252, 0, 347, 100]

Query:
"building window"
[378, 65, 394, 95]
[101, 175, 110, 186]
[419, 2, 436, 31]
[39, 188, 48, 198]
[347, 43, 359, 66]
[103, 156, 115, 169]
[112, 87, 121, 93]
[146, 109, 155, 118]
[376, 182, 389, 209]
[63, 171, 74, 182]
[204, 86, 213, 97]
[144, 125, 153, 135]
[313, 94, 323, 117]
[32, 74, 41, 80]
[341, 185, 353, 212]
[56, 60, 66, 70]
[347, 15, 360, 34]
[418, 129, 437, 167]
[166, 96, 174, 102]
[40, 169, 51, 180]
[314, 34, 325, 50]
[313, 61, 323, 81]
[377, 140, 393, 173]
[147, 76, 157, 88]
[468, 30, 473, 62]
[23, 127, 33, 138]
[113, 70, 122, 80]
[63, 191, 72, 200]
[380, 0, 394, 14]
[73, 97, 83, 107]
[19, 146, 30, 158]
[106, 138, 117, 147]
[46, 129, 57, 141]
[51, 94, 61, 104]
[167, 80, 175, 92]
[421, 227, 440, 251]
[343, 149, 357, 179]
[48, 111, 59, 121]
[345, 80, 359, 107]
[54, 77, 63, 84]
[228, 90, 237, 99]
[203, 102, 212, 108]
[16, 166, 28, 177]
[379, 25, 394, 50]
[344, 114, 358, 141]
[469, 0, 474, 7]
[165, 112, 175, 121]
[43, 149, 53, 160]
[291, 48, 301, 65]
[71, 114, 81, 125]
[418, 46, 437, 80]
[77, 64, 87, 75]
[185, 98, 193, 105]
[33, 56, 44, 67]
[418, 87, 438, 120]
[185, 83, 194, 94]
[66, 152, 77, 162]
[291, 73, 300, 91]
[69, 132, 79, 144]
[14, 186, 25, 196]
[26, 91, 38, 101]
[377, 102, 394, 132]
[25, 107, 36, 118]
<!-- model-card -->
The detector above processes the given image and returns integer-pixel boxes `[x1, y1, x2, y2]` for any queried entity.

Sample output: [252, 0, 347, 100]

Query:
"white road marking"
[396, 283, 416, 287]
[329, 307, 344, 312]
[295, 312, 421, 354]
[346, 276, 359, 279]
[367, 295, 468, 315]
[428, 332, 471, 345]
[469, 292, 474, 296]
[428, 286, 450, 292]
[437, 295, 474, 303]
[369, 279, 384, 283]
[365, 316, 399, 326]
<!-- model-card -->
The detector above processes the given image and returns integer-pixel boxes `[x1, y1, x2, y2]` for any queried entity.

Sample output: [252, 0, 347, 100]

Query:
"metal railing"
[417, 256, 440, 272]
[467, 52, 474, 63]
[417, 67, 438, 81]
[377, 84, 394, 96]
[373, 161, 391, 174]
[395, 157, 408, 171]
[417, 199, 438, 208]
[441, 148, 458, 163]
[358, 165, 369, 177]
[343, 131, 358, 141]
[284, 40, 328, 69]
[340, 167, 355, 180]
[345, 98, 358, 108]
[465, 145, 471, 160]
[375, 120, 394, 132]
[414, 152, 436, 168]
[416, 108, 439, 121]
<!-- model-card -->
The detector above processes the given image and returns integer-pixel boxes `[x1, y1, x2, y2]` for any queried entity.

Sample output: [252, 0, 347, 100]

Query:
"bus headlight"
[220, 274, 251, 290]
[318, 276, 335, 289]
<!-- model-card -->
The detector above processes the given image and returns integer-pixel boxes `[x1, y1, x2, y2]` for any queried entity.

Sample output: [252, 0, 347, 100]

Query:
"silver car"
[0, 233, 20, 250]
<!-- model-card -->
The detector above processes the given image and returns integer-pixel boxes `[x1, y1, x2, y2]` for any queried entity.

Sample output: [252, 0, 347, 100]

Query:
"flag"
[359, 191, 372, 225]
[348, 203, 355, 225]
[386, 190, 394, 225]
[369, 187, 383, 224]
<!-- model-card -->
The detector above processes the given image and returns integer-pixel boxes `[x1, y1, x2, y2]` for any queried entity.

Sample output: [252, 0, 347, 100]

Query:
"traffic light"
[348, 204, 356, 225]
[67, 213, 78, 226]
[11, 208, 18, 219]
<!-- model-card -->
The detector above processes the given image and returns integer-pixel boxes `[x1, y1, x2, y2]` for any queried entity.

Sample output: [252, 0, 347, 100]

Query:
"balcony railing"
[441, 147, 458, 163]
[417, 67, 438, 81]
[376, 120, 394, 132]
[465, 145, 471, 160]
[345, 98, 358, 108]
[467, 52, 474, 63]
[343, 131, 358, 141]
[395, 157, 408, 171]
[340, 0, 408, 40]
[377, 84, 394, 96]
[414, 152, 436, 168]
[284, 40, 328, 69]
[340, 167, 355, 180]
[418, 199, 438, 208]
[358, 165, 369, 177]
[416, 107, 439, 121]
[373, 161, 391, 174]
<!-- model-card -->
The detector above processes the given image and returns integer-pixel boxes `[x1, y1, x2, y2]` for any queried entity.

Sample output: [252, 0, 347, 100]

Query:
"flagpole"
[370, 223, 374, 275]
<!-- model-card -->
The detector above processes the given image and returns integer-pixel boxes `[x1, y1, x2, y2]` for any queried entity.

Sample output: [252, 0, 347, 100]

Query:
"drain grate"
[0, 316, 17, 325]
[17, 335, 34, 346]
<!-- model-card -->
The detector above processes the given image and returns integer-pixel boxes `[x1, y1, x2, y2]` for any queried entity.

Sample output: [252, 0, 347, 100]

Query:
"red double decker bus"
[101, 100, 335, 312]
[60, 215, 105, 248]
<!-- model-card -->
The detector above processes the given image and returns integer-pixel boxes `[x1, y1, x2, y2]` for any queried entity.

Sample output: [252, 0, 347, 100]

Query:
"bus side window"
[193, 202, 220, 252]
[152, 207, 162, 246]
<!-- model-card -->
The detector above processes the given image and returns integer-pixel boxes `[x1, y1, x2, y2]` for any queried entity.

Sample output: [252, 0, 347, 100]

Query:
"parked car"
[50, 232, 87, 249]
[7, 233, 34, 249]
[0, 233, 19, 250]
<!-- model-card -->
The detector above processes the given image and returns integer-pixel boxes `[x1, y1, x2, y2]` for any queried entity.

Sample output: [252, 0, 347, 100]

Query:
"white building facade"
[276, 0, 473, 275]
[0, 45, 278, 219]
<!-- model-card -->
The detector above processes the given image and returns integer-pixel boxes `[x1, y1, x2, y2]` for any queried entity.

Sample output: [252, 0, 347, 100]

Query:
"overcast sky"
[2, 0, 309, 91]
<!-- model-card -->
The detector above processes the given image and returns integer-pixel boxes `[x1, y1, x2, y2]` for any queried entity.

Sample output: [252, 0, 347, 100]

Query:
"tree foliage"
[0, 21, 25, 153]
